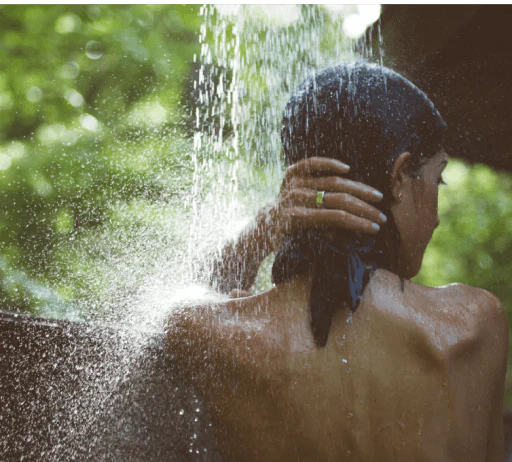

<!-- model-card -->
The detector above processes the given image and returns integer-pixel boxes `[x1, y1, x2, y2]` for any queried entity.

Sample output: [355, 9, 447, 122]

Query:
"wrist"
[255, 203, 280, 251]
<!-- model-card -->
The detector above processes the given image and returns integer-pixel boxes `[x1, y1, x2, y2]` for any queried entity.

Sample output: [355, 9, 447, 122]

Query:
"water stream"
[2, 5, 383, 460]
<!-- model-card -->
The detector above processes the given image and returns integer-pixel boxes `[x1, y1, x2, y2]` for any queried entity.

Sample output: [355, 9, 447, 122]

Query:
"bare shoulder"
[436, 281, 504, 307]
[370, 269, 505, 318]
[429, 282, 507, 330]
[166, 296, 253, 350]
[421, 282, 508, 364]
[365, 271, 508, 353]
[171, 290, 276, 330]
[166, 290, 283, 375]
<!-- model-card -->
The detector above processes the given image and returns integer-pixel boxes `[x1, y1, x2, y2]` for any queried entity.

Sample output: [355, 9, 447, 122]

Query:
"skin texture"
[210, 157, 387, 296]
[170, 274, 507, 461]
[171, 152, 509, 461]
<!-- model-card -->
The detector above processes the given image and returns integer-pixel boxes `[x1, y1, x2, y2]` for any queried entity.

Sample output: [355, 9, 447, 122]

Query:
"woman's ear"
[390, 151, 412, 202]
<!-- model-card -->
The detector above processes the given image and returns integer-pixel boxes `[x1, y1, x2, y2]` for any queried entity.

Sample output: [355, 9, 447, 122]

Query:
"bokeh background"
[1, 5, 511, 404]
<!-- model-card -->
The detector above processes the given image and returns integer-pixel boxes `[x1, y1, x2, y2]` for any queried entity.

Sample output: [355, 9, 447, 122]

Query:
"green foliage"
[0, 5, 200, 314]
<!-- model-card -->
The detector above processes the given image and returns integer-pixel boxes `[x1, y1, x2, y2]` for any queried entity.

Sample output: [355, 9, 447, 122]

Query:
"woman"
[168, 63, 508, 461]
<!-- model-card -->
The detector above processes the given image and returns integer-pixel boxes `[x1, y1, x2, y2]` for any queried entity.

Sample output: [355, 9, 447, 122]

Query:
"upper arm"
[166, 302, 278, 387]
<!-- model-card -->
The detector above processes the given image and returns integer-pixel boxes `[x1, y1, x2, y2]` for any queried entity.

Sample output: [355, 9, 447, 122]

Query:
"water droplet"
[342, 358, 348, 364]
[26, 86, 43, 103]
[179, 409, 184, 415]
[85, 41, 103, 60]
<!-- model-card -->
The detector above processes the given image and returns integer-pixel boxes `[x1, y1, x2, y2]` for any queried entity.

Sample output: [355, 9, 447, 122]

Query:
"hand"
[267, 157, 387, 248]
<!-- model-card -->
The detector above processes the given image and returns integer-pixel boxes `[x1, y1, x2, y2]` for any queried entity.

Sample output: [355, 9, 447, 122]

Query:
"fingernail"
[373, 190, 384, 199]
[339, 161, 350, 169]
[379, 212, 387, 223]
[372, 223, 380, 231]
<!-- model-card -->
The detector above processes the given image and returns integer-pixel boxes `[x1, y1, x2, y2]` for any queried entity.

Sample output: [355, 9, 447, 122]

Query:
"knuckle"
[288, 207, 299, 218]
[328, 177, 340, 189]
[289, 176, 299, 187]
[279, 192, 291, 206]
[286, 190, 299, 204]
[284, 166, 296, 179]
[296, 177, 307, 189]
[288, 211, 299, 226]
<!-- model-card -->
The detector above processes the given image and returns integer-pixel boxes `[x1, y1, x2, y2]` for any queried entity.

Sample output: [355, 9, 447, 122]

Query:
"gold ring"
[315, 190, 325, 208]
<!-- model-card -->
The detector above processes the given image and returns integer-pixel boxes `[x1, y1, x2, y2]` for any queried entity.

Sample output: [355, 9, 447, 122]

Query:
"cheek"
[413, 180, 439, 232]
[425, 185, 440, 230]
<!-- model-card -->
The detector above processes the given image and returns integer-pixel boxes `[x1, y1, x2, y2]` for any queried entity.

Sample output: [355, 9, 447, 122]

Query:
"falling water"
[1, 5, 382, 460]
[189, 4, 381, 289]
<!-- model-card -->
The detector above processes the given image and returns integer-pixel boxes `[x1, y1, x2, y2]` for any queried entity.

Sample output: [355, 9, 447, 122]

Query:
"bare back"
[169, 270, 508, 461]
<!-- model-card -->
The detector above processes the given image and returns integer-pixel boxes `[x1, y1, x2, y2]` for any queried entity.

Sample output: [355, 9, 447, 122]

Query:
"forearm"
[210, 205, 278, 294]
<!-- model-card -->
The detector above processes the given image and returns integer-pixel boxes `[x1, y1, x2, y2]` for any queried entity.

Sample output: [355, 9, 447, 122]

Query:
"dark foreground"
[0, 310, 220, 461]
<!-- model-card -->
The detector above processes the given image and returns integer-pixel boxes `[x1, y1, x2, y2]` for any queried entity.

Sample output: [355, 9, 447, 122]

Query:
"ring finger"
[294, 177, 383, 203]
[286, 188, 387, 225]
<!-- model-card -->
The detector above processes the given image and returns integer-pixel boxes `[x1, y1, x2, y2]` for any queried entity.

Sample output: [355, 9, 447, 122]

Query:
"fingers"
[277, 158, 386, 238]
[283, 189, 386, 225]
[292, 176, 383, 204]
[286, 207, 380, 235]
[284, 158, 350, 181]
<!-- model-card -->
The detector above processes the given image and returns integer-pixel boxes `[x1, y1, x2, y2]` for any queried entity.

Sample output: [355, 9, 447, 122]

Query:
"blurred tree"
[0, 5, 201, 313]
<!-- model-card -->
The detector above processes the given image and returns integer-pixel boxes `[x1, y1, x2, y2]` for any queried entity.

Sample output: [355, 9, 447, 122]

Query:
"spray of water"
[190, 5, 378, 290]
[4, 5, 382, 459]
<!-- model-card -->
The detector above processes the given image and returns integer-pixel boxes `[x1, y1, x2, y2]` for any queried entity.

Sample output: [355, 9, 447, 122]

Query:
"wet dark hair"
[272, 62, 446, 347]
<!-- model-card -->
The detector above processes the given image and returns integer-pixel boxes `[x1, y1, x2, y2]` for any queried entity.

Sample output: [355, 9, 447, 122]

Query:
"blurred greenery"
[0, 4, 202, 314]
[0, 4, 511, 403]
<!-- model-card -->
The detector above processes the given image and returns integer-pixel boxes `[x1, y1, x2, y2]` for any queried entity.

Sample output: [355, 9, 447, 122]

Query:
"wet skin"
[210, 157, 387, 296]
[170, 272, 507, 461]
[169, 152, 508, 461]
